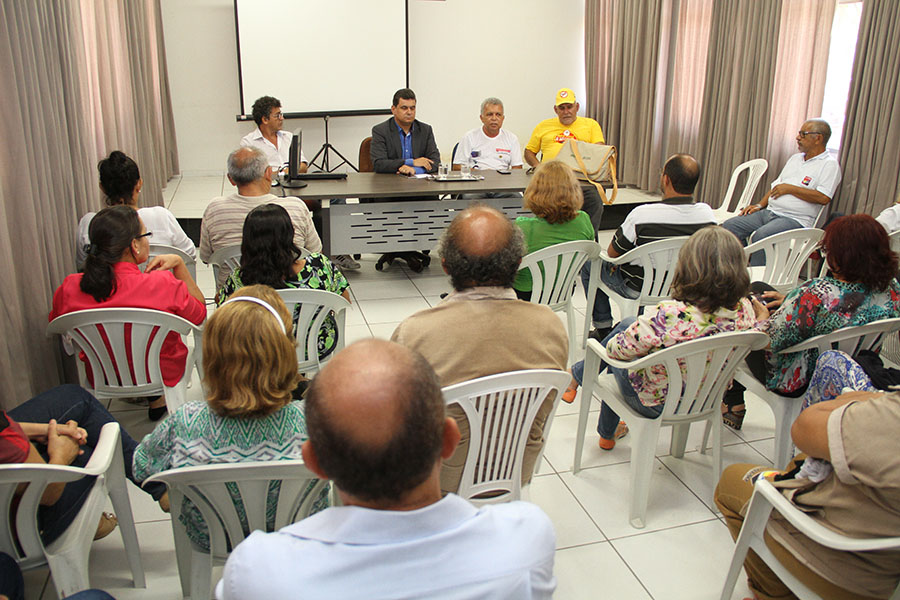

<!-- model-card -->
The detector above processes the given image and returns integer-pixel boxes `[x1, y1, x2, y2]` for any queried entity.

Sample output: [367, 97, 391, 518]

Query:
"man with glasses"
[240, 95, 308, 174]
[722, 119, 841, 246]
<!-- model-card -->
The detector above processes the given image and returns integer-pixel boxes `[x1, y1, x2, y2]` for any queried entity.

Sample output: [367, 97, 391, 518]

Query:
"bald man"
[391, 206, 568, 495]
[216, 340, 557, 599]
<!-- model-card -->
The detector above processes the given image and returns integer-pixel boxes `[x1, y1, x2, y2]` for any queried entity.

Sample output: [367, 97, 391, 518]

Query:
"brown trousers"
[715, 463, 879, 600]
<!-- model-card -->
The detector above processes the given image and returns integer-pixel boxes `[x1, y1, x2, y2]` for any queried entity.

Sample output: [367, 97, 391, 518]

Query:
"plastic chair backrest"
[443, 369, 571, 505]
[209, 245, 242, 285]
[146, 244, 197, 280]
[716, 158, 768, 219]
[47, 308, 198, 399]
[144, 460, 328, 558]
[359, 137, 373, 173]
[890, 229, 900, 255]
[276, 288, 352, 373]
[611, 236, 689, 304]
[744, 228, 823, 293]
[781, 317, 900, 357]
[521, 240, 600, 310]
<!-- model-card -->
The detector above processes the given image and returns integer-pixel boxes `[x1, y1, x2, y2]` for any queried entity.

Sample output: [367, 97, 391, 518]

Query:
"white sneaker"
[332, 254, 361, 270]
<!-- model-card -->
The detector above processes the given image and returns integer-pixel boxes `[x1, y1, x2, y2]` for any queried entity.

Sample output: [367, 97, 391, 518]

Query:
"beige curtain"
[696, 0, 782, 209]
[833, 0, 900, 216]
[764, 0, 835, 193]
[584, 0, 616, 133]
[0, 0, 179, 407]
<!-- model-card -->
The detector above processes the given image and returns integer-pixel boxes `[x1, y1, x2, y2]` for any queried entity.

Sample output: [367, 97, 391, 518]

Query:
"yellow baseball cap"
[555, 88, 576, 106]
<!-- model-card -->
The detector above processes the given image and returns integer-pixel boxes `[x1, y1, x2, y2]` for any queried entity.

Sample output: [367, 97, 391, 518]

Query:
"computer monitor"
[287, 128, 303, 181]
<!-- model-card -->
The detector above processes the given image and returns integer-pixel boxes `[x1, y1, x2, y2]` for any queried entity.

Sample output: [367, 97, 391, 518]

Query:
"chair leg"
[164, 383, 188, 414]
[46, 550, 92, 599]
[711, 418, 723, 494]
[169, 495, 194, 598]
[719, 490, 774, 600]
[565, 302, 577, 367]
[191, 547, 213, 600]
[582, 260, 600, 349]
[573, 351, 603, 473]
[628, 423, 658, 529]
[669, 423, 689, 458]
[769, 401, 795, 469]
[107, 442, 145, 587]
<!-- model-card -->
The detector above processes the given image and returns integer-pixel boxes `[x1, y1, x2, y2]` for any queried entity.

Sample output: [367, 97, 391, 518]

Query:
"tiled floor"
[26, 175, 774, 599]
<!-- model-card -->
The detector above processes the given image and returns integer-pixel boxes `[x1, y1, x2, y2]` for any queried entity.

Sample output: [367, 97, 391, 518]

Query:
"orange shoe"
[598, 421, 628, 451]
[562, 384, 578, 404]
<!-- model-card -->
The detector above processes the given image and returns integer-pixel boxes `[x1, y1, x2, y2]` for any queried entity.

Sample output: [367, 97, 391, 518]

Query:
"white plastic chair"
[0, 423, 145, 598]
[442, 369, 571, 506]
[144, 460, 329, 600]
[745, 228, 824, 293]
[582, 237, 689, 348]
[713, 158, 768, 223]
[276, 288, 352, 375]
[575, 331, 769, 528]
[146, 243, 197, 281]
[208, 244, 242, 285]
[889, 229, 900, 254]
[735, 317, 900, 469]
[720, 477, 900, 600]
[47, 308, 202, 414]
[519, 240, 601, 365]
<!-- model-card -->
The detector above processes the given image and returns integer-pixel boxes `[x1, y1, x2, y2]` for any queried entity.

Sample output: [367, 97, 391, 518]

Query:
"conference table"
[290, 170, 535, 255]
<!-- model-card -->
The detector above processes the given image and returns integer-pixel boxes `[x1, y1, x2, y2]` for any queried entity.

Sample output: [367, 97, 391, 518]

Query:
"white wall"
[161, 0, 585, 174]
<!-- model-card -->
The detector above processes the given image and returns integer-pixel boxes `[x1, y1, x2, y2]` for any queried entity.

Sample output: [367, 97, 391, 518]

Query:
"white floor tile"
[730, 392, 777, 443]
[344, 324, 373, 346]
[344, 303, 367, 327]
[424, 294, 446, 307]
[561, 460, 716, 539]
[356, 297, 430, 324]
[542, 410, 632, 474]
[612, 519, 753, 600]
[349, 278, 424, 300]
[526, 473, 605, 550]
[748, 438, 776, 465]
[554, 542, 651, 600]
[368, 322, 401, 340]
[410, 274, 452, 296]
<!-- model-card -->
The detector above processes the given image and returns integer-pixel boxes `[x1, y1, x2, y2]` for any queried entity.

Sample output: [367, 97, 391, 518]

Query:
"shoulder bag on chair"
[552, 138, 618, 205]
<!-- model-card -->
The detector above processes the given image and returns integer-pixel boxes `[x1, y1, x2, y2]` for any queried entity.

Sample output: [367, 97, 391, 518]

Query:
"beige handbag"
[553, 139, 618, 205]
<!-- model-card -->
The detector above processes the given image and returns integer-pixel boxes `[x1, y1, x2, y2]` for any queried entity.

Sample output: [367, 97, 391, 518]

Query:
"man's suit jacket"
[370, 117, 440, 173]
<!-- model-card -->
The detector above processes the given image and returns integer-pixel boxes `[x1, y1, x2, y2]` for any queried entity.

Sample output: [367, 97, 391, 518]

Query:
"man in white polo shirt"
[723, 119, 841, 245]
[453, 97, 523, 172]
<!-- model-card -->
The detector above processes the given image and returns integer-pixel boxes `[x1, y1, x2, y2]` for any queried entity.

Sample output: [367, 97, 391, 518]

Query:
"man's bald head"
[438, 205, 526, 291]
[662, 153, 701, 196]
[305, 340, 446, 502]
[227, 146, 269, 185]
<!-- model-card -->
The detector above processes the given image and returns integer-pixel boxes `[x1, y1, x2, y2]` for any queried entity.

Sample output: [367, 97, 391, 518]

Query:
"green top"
[513, 211, 594, 291]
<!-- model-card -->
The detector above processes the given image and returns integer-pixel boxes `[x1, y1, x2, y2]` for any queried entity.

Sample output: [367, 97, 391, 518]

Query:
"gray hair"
[480, 97, 504, 114]
[438, 206, 526, 291]
[227, 147, 269, 185]
[805, 118, 832, 144]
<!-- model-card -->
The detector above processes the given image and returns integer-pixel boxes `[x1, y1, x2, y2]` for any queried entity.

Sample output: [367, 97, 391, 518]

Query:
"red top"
[50, 262, 206, 387]
[0, 412, 30, 464]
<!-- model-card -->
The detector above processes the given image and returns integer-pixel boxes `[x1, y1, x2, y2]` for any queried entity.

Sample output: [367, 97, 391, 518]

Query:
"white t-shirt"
[76, 205, 196, 268]
[240, 127, 307, 168]
[453, 128, 523, 170]
[876, 204, 900, 233]
[768, 151, 841, 228]
[215, 494, 556, 600]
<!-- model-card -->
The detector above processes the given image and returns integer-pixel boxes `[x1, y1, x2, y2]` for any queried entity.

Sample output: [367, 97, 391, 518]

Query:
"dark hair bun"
[98, 151, 140, 205]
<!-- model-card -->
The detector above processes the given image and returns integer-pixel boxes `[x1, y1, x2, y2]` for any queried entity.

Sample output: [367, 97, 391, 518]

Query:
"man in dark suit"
[371, 88, 440, 175]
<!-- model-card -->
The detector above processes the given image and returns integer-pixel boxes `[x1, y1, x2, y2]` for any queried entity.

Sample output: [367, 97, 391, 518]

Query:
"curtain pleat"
[834, 0, 900, 215]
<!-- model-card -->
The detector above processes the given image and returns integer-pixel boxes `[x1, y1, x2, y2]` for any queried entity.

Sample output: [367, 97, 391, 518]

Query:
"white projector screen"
[234, 0, 408, 118]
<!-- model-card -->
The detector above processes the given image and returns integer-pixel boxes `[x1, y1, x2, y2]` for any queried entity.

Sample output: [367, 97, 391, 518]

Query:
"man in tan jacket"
[392, 205, 568, 494]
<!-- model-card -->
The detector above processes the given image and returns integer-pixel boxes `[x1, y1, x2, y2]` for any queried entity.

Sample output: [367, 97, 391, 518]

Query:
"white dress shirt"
[240, 127, 307, 168]
[215, 494, 556, 600]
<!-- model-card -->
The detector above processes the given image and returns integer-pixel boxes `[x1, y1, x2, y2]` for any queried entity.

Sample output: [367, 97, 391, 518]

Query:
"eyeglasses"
[136, 231, 153, 240]
[268, 112, 284, 120]
[798, 130, 822, 138]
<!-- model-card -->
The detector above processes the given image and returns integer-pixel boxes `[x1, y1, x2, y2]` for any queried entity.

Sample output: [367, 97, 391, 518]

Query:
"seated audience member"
[1, 385, 167, 545]
[876, 196, 900, 233]
[391, 206, 568, 494]
[453, 97, 523, 172]
[199, 147, 321, 288]
[722, 214, 900, 430]
[216, 204, 350, 360]
[216, 340, 557, 600]
[582, 153, 715, 342]
[716, 388, 900, 600]
[722, 119, 841, 247]
[513, 161, 594, 300]
[133, 285, 328, 551]
[51, 205, 206, 421]
[567, 227, 760, 450]
[77, 151, 195, 268]
[240, 95, 308, 173]
[1, 553, 116, 600]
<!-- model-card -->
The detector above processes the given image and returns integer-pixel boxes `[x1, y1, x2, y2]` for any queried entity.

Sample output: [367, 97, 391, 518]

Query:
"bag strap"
[569, 139, 617, 205]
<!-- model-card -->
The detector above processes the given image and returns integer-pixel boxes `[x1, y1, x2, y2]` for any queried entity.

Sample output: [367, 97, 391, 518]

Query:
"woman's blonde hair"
[670, 226, 750, 313]
[203, 284, 300, 418]
[523, 162, 583, 224]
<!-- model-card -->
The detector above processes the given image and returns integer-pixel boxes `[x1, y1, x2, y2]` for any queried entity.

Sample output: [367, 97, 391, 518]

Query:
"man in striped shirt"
[199, 147, 321, 289]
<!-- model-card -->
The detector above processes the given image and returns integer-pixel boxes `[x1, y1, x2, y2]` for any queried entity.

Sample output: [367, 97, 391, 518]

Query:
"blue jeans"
[721, 209, 803, 265]
[580, 260, 640, 328]
[7, 384, 165, 544]
[571, 318, 663, 438]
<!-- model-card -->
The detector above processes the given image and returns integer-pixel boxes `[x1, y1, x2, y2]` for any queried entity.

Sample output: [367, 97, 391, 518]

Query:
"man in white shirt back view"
[216, 339, 557, 600]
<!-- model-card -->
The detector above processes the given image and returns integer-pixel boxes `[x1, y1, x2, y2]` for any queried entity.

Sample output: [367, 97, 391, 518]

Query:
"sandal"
[598, 421, 628, 450]
[562, 384, 578, 404]
[94, 512, 118, 540]
[722, 404, 746, 431]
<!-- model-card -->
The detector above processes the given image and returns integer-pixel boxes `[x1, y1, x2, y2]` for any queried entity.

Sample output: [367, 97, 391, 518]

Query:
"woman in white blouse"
[76, 150, 196, 267]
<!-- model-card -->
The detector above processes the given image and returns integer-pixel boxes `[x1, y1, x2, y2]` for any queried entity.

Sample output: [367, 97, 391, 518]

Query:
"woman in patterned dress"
[566, 226, 763, 450]
[133, 285, 329, 550]
[216, 203, 350, 360]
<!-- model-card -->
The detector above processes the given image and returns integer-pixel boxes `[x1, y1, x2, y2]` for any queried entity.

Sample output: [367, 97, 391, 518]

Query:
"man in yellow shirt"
[524, 88, 605, 230]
